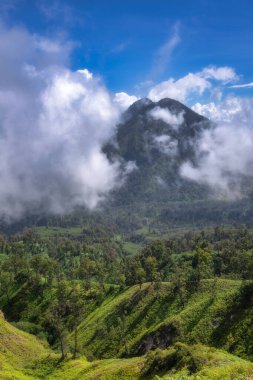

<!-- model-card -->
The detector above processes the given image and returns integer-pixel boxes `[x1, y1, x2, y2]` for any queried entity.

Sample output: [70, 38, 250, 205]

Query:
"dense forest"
[0, 224, 252, 379]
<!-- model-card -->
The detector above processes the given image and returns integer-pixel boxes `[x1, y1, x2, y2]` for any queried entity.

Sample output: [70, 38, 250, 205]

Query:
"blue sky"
[2, 0, 253, 94]
[0, 0, 253, 217]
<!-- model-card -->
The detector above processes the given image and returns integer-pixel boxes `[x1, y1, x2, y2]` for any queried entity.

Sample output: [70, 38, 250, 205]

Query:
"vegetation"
[0, 224, 252, 378]
[0, 312, 252, 380]
[73, 280, 253, 361]
[0, 310, 49, 379]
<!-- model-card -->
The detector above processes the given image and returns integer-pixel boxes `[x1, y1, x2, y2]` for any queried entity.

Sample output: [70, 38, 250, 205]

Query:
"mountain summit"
[105, 98, 210, 206]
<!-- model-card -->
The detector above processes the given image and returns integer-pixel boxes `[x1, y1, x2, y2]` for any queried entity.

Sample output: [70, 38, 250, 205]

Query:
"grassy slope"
[0, 311, 49, 379]
[47, 345, 253, 380]
[73, 280, 253, 361]
[144, 343, 253, 380]
[46, 356, 143, 380]
[0, 309, 252, 379]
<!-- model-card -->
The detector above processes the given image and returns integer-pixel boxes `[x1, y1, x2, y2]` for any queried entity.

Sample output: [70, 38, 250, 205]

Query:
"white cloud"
[230, 82, 253, 89]
[148, 65, 238, 103]
[113, 92, 139, 111]
[201, 66, 238, 83]
[77, 68, 93, 80]
[156, 176, 167, 188]
[181, 96, 253, 197]
[154, 135, 177, 155]
[210, 87, 223, 101]
[150, 22, 180, 78]
[0, 23, 129, 220]
[192, 96, 253, 123]
[33, 36, 64, 53]
[149, 106, 184, 128]
[148, 73, 211, 102]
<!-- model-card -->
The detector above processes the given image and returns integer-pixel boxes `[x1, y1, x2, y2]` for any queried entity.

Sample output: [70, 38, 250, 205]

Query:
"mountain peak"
[105, 97, 210, 176]
[104, 95, 211, 206]
[125, 97, 207, 125]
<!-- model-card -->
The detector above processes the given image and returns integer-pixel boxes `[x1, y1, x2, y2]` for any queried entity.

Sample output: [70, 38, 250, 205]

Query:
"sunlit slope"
[140, 343, 253, 380]
[0, 311, 49, 379]
[73, 280, 253, 360]
[46, 343, 253, 380]
[0, 308, 252, 379]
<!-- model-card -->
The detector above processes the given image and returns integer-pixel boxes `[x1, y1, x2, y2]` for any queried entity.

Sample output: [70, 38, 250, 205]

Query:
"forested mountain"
[101, 97, 253, 234]
[105, 97, 211, 205]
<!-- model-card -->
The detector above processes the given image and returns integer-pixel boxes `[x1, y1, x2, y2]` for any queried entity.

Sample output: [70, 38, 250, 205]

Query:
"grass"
[145, 343, 253, 380]
[70, 279, 252, 361]
[0, 309, 252, 379]
[36, 226, 83, 238]
[39, 345, 253, 379]
[45, 356, 143, 380]
[122, 241, 142, 255]
[0, 311, 49, 379]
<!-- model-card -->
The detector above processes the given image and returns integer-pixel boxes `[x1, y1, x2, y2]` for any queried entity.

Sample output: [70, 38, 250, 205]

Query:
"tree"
[46, 279, 71, 361]
[47, 300, 68, 361]
[194, 247, 214, 283]
[136, 267, 146, 288]
[171, 261, 190, 306]
[144, 256, 160, 284]
[0, 271, 14, 302]
[118, 309, 129, 355]
[67, 284, 85, 359]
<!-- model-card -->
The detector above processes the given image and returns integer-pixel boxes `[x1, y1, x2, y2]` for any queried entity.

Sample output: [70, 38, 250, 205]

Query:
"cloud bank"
[113, 92, 139, 111]
[0, 23, 129, 220]
[148, 66, 238, 103]
[181, 96, 253, 197]
[150, 106, 184, 128]
[147, 66, 253, 199]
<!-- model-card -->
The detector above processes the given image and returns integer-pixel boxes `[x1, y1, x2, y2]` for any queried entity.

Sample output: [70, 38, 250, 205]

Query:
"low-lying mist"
[181, 96, 253, 198]
[0, 23, 133, 220]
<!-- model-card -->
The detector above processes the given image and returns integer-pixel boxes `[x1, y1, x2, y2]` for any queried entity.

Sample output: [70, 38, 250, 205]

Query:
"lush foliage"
[0, 225, 252, 378]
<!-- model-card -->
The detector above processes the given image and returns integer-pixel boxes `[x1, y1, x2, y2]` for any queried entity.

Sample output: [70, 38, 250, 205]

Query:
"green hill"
[47, 343, 253, 380]
[0, 223, 252, 379]
[71, 280, 253, 361]
[0, 311, 49, 379]
[0, 315, 252, 380]
[0, 282, 252, 380]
